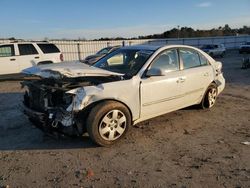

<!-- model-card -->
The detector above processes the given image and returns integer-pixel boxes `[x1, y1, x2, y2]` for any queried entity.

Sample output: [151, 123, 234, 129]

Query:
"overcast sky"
[0, 0, 250, 39]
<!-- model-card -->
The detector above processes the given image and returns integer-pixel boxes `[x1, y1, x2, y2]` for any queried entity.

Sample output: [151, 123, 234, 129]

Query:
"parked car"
[239, 42, 250, 54]
[201, 44, 226, 57]
[84, 46, 120, 65]
[22, 45, 225, 146]
[0, 42, 63, 75]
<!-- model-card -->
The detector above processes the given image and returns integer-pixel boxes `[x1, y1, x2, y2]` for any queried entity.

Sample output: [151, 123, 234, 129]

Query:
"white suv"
[0, 42, 63, 75]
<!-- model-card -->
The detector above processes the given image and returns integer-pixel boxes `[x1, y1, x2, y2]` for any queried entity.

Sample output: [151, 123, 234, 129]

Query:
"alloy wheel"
[98, 110, 127, 141]
[208, 88, 217, 107]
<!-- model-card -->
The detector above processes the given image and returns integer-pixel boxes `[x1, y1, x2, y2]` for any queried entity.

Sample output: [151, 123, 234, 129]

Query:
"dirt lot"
[0, 50, 250, 188]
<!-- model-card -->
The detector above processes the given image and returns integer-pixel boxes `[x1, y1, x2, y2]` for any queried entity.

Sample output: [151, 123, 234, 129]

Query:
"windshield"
[93, 48, 154, 77]
[96, 47, 112, 55]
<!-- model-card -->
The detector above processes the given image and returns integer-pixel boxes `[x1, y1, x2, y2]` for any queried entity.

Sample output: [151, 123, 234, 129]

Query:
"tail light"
[215, 61, 222, 76]
[60, 53, 64, 61]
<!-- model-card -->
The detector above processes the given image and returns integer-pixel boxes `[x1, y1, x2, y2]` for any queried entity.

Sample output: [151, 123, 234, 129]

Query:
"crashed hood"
[22, 61, 124, 79]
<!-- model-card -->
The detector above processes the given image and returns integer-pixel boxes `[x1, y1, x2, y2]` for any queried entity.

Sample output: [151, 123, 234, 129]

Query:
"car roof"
[121, 44, 204, 51]
[122, 45, 162, 51]
[0, 41, 52, 45]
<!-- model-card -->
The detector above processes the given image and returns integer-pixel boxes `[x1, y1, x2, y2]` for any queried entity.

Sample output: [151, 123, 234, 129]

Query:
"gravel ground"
[0, 50, 250, 188]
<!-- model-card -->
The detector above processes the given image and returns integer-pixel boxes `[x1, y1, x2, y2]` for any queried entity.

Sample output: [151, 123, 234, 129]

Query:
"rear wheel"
[86, 101, 131, 146]
[200, 83, 218, 109]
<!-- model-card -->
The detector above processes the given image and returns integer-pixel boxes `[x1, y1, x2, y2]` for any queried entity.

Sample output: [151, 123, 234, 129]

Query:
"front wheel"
[86, 101, 131, 146]
[200, 83, 218, 109]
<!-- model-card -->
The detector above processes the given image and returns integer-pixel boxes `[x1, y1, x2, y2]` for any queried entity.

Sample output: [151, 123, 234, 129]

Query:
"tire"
[86, 101, 131, 146]
[200, 83, 218, 109]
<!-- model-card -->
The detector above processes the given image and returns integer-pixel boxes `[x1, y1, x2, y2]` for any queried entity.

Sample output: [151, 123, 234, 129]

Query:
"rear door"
[36, 43, 61, 63]
[17, 44, 40, 71]
[178, 48, 214, 106]
[0, 44, 19, 74]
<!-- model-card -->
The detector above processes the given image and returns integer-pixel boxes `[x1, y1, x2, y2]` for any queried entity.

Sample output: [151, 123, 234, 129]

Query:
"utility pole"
[177, 25, 180, 39]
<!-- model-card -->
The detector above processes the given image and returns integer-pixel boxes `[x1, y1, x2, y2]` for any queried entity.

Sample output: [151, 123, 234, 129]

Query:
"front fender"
[66, 77, 141, 121]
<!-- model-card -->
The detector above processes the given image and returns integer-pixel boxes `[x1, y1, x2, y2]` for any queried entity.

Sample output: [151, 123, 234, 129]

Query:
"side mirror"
[146, 67, 165, 77]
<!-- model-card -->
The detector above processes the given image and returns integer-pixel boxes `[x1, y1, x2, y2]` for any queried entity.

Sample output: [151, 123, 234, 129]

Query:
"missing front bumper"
[22, 105, 80, 137]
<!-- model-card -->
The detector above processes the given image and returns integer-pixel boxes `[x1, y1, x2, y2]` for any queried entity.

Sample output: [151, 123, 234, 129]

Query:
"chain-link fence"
[1, 35, 250, 61]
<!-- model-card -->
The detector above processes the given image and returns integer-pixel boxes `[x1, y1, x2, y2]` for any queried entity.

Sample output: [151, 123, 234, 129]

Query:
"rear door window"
[18, 44, 38, 55]
[180, 48, 210, 68]
[0, 45, 15, 57]
[199, 54, 209, 66]
[37, 43, 60, 54]
[180, 49, 201, 69]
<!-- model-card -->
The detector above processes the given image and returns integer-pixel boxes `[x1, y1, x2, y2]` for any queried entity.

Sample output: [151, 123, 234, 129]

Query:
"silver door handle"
[177, 77, 186, 83]
[204, 72, 209, 77]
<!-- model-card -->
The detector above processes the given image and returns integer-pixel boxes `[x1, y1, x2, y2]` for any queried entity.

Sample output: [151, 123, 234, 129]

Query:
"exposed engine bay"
[22, 75, 122, 136]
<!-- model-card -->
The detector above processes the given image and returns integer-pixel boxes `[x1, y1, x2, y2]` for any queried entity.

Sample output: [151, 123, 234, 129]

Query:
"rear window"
[37, 44, 60, 54]
[18, 44, 38, 55]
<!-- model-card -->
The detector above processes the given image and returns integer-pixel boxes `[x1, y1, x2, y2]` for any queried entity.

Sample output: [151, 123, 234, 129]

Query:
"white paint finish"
[67, 77, 141, 121]
[22, 61, 124, 78]
[0, 57, 19, 74]
[140, 71, 183, 119]
[0, 44, 19, 74]
[180, 65, 214, 105]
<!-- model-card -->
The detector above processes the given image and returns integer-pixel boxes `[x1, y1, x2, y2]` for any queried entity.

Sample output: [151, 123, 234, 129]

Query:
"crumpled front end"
[21, 76, 120, 136]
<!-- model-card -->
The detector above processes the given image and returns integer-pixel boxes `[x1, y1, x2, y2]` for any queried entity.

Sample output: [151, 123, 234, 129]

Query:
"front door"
[17, 44, 40, 71]
[0, 44, 19, 74]
[140, 49, 184, 119]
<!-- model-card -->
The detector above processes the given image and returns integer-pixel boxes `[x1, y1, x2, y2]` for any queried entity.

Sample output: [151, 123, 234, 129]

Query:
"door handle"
[204, 72, 209, 77]
[10, 58, 16, 61]
[35, 56, 40, 59]
[177, 77, 186, 83]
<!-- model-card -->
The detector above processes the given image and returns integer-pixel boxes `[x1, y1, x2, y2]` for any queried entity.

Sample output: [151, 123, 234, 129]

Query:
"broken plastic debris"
[86, 169, 94, 178]
[241, 141, 250, 145]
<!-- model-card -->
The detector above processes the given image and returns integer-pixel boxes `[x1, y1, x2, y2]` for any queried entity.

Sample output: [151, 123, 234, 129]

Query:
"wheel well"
[77, 99, 133, 126]
[37, 61, 53, 65]
[212, 80, 219, 88]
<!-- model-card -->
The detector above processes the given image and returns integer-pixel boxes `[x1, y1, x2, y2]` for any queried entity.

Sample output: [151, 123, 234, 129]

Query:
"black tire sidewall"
[201, 83, 218, 109]
[86, 101, 131, 146]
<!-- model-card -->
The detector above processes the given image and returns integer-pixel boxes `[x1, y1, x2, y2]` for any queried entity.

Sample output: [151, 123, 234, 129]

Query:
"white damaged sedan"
[22, 45, 225, 146]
